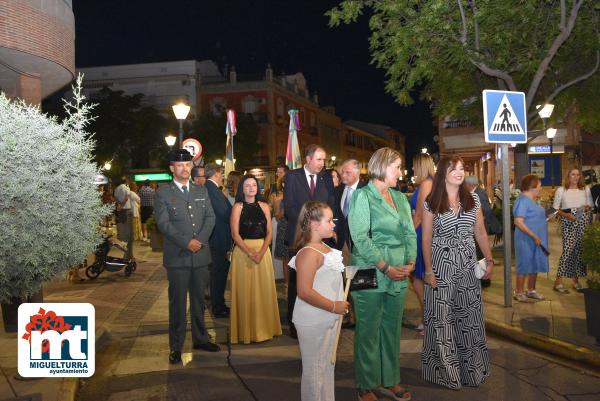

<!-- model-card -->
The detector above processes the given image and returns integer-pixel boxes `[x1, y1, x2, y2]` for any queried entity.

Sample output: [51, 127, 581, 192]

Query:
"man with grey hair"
[465, 176, 492, 218]
[334, 159, 366, 255]
[204, 163, 232, 318]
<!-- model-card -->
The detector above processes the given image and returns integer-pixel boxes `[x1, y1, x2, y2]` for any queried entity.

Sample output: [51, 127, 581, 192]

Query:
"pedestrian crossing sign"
[483, 90, 527, 143]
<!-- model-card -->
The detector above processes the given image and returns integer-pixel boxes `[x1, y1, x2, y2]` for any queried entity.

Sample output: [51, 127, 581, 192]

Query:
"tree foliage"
[191, 112, 260, 168]
[88, 88, 167, 173]
[328, 0, 600, 130]
[0, 76, 111, 303]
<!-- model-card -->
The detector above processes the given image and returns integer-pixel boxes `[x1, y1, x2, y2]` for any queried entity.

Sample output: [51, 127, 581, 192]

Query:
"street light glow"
[536, 104, 554, 120]
[216, 159, 223, 166]
[164, 135, 176, 147]
[172, 103, 191, 120]
[421, 147, 428, 154]
[546, 128, 557, 139]
[331, 155, 336, 161]
[103, 161, 111, 171]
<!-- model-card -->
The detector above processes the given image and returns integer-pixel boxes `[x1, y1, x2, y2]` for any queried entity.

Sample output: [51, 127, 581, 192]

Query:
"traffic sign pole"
[501, 143, 512, 307]
[483, 90, 525, 308]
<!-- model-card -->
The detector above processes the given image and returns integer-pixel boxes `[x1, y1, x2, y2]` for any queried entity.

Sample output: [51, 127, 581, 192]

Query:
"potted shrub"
[145, 214, 163, 251]
[581, 221, 600, 344]
[0, 76, 110, 332]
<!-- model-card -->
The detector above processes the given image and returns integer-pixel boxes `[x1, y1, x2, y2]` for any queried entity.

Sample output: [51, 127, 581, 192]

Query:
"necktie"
[343, 186, 353, 217]
[182, 185, 188, 199]
[309, 175, 315, 197]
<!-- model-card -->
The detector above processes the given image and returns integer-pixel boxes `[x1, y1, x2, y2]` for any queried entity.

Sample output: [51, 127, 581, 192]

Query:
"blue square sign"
[483, 90, 527, 143]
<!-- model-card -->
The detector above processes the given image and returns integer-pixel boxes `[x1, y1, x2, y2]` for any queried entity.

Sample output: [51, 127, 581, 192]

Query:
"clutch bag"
[475, 259, 487, 279]
[350, 268, 378, 291]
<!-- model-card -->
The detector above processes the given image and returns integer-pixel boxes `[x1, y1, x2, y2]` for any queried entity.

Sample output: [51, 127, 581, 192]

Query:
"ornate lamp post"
[546, 128, 557, 188]
[172, 103, 191, 148]
[536, 103, 555, 186]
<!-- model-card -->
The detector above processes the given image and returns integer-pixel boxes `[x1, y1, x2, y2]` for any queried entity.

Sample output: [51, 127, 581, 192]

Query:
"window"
[210, 97, 227, 115]
[242, 96, 258, 114]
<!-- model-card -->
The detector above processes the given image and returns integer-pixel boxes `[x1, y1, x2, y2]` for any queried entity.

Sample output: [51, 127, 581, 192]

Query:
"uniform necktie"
[182, 185, 188, 199]
[309, 174, 315, 197]
[343, 186, 354, 217]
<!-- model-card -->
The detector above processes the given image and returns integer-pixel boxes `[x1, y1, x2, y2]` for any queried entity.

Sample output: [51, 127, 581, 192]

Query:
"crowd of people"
[103, 143, 594, 401]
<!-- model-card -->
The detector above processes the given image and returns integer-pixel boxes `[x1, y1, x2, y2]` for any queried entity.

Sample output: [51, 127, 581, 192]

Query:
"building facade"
[76, 60, 405, 168]
[438, 115, 582, 195]
[0, 0, 75, 104]
[77, 60, 223, 119]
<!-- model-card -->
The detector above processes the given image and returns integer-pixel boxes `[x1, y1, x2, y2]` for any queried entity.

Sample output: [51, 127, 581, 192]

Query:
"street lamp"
[216, 159, 223, 166]
[536, 103, 555, 186]
[421, 147, 428, 154]
[164, 134, 176, 150]
[103, 161, 111, 171]
[546, 128, 557, 188]
[172, 102, 191, 148]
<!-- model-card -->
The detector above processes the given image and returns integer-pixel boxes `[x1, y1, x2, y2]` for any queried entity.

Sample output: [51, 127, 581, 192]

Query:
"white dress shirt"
[341, 180, 359, 212]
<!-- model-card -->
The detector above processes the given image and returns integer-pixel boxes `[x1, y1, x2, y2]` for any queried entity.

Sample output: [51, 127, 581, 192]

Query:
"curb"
[485, 318, 600, 368]
[58, 326, 110, 401]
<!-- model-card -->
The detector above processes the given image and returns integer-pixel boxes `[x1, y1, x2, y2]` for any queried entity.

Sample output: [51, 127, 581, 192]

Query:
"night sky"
[73, 0, 437, 164]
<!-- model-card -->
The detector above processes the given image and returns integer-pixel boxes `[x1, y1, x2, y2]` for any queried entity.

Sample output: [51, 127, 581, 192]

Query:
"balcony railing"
[443, 119, 472, 129]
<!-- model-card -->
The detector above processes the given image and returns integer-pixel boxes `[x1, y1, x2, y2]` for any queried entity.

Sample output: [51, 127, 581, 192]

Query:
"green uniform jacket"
[348, 181, 417, 294]
[154, 181, 215, 268]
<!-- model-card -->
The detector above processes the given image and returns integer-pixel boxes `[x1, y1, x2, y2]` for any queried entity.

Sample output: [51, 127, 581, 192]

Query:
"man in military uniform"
[154, 149, 219, 364]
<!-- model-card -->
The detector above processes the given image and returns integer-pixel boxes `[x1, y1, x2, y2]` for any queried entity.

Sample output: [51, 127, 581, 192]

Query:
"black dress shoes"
[169, 350, 181, 364]
[193, 342, 221, 352]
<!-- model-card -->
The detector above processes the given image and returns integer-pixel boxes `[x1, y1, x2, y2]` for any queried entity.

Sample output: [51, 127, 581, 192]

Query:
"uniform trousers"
[352, 288, 407, 390]
[166, 265, 210, 352]
[296, 320, 338, 401]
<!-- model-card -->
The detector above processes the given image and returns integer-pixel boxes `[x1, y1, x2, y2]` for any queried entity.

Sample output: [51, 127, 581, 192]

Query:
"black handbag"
[349, 193, 379, 291]
[350, 268, 378, 291]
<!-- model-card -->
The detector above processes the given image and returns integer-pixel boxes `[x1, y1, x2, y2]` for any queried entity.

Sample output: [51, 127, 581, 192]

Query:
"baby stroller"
[86, 234, 137, 279]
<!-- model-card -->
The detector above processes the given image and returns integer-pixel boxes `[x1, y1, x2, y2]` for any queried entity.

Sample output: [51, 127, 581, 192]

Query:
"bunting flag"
[224, 109, 236, 177]
[286, 109, 302, 169]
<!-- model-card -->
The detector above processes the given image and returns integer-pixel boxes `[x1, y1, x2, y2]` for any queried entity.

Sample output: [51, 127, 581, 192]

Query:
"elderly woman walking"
[348, 147, 416, 401]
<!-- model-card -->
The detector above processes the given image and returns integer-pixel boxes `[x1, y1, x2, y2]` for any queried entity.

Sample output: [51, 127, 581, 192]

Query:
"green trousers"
[352, 289, 407, 389]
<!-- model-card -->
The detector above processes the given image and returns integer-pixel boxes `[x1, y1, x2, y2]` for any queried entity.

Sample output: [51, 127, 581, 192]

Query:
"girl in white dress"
[289, 201, 350, 401]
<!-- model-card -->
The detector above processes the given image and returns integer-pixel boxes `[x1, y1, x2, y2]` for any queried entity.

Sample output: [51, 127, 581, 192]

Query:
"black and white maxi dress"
[421, 193, 490, 389]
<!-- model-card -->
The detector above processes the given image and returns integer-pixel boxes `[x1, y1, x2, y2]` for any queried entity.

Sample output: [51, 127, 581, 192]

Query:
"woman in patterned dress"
[421, 155, 494, 389]
[552, 168, 593, 293]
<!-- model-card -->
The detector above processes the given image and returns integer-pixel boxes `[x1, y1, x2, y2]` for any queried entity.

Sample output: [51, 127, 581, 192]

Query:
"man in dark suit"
[284, 144, 333, 338]
[154, 149, 220, 364]
[204, 163, 232, 318]
[333, 159, 367, 254]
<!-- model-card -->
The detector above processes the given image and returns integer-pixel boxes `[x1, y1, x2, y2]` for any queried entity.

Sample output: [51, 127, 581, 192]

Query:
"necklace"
[449, 198, 460, 212]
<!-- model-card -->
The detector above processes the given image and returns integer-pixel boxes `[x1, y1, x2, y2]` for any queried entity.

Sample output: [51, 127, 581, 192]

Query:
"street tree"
[89, 88, 167, 173]
[327, 0, 600, 131]
[191, 112, 260, 168]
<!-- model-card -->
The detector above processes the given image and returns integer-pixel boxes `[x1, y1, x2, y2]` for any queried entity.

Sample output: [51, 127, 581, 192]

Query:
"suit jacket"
[205, 180, 232, 251]
[284, 167, 333, 245]
[348, 181, 417, 294]
[333, 180, 367, 250]
[154, 181, 215, 268]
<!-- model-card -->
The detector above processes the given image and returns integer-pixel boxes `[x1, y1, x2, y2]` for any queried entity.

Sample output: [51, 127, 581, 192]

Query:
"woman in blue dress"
[409, 153, 435, 334]
[513, 174, 551, 302]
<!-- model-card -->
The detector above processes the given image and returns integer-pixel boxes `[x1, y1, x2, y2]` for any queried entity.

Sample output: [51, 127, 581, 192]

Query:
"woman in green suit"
[348, 147, 416, 401]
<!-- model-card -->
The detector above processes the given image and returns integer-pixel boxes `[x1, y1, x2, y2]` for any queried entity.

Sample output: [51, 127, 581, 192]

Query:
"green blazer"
[348, 181, 417, 294]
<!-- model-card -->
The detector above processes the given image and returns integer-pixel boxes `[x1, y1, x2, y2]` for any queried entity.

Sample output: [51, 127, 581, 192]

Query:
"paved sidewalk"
[482, 220, 600, 366]
[1, 220, 599, 400]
